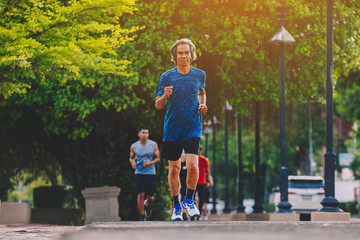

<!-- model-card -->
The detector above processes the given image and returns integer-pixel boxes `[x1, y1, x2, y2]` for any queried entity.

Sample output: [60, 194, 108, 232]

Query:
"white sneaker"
[144, 199, 152, 217]
[171, 204, 183, 221]
[182, 198, 200, 217]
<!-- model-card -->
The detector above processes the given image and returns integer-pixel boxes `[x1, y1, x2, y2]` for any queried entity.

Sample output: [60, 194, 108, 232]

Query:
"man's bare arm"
[155, 96, 167, 110]
[150, 143, 161, 165]
[198, 90, 207, 114]
[129, 146, 136, 169]
[155, 86, 173, 110]
[205, 167, 211, 183]
[198, 90, 206, 105]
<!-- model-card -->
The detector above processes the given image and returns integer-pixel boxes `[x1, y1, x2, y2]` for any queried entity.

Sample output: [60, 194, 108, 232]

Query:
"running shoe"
[144, 199, 152, 217]
[140, 215, 146, 221]
[171, 204, 183, 221]
[182, 198, 200, 217]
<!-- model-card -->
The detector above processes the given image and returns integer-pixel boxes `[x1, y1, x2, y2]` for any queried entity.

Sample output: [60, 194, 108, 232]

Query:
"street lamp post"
[253, 101, 264, 213]
[203, 125, 213, 157]
[269, 5, 295, 213]
[236, 113, 245, 213]
[319, 0, 341, 212]
[223, 101, 232, 214]
[211, 116, 219, 214]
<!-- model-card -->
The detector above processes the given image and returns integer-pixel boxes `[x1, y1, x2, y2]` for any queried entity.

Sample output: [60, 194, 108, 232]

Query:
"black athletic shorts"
[162, 137, 200, 161]
[135, 174, 157, 195]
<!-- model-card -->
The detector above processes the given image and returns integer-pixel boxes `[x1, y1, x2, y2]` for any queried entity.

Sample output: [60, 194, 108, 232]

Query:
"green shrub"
[33, 186, 66, 208]
[339, 201, 359, 215]
[264, 203, 276, 213]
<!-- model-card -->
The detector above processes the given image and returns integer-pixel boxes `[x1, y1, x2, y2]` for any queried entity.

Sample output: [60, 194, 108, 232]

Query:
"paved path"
[2, 219, 360, 240]
[0, 224, 84, 240]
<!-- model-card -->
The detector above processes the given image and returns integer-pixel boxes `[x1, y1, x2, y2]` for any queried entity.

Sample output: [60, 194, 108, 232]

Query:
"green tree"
[118, 0, 358, 202]
[0, 0, 137, 93]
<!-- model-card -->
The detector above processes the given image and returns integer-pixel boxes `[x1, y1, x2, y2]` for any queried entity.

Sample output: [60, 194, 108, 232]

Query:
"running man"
[196, 145, 212, 220]
[129, 128, 160, 221]
[155, 38, 208, 221]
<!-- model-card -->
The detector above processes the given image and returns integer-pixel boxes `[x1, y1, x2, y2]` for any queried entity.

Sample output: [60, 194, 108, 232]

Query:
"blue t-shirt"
[155, 67, 206, 142]
[131, 139, 156, 175]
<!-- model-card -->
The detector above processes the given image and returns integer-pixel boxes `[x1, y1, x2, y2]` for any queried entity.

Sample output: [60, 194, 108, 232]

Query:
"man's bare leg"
[137, 192, 145, 216]
[169, 160, 183, 220]
[168, 160, 181, 197]
[182, 153, 200, 218]
[186, 154, 199, 190]
[146, 195, 154, 206]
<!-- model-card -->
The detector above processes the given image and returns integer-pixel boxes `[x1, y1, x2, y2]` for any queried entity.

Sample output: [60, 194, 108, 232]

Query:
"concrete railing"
[81, 186, 121, 224]
[0, 202, 31, 224]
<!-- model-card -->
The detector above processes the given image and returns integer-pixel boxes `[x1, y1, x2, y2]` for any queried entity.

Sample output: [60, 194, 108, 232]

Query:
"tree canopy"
[0, 0, 139, 137]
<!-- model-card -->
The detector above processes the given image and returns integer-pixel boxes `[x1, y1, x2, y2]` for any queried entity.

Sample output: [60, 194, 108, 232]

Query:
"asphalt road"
[2, 220, 360, 240]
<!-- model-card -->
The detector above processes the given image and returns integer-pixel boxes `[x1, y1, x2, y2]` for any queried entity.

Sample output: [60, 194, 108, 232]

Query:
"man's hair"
[138, 128, 149, 133]
[170, 38, 197, 65]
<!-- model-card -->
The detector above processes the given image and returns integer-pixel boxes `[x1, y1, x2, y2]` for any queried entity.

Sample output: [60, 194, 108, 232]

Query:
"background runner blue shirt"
[131, 139, 157, 175]
[155, 67, 206, 142]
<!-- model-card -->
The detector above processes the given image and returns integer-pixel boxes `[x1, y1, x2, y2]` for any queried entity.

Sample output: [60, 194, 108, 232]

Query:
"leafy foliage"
[337, 69, 360, 180]
[335, 69, 360, 121]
